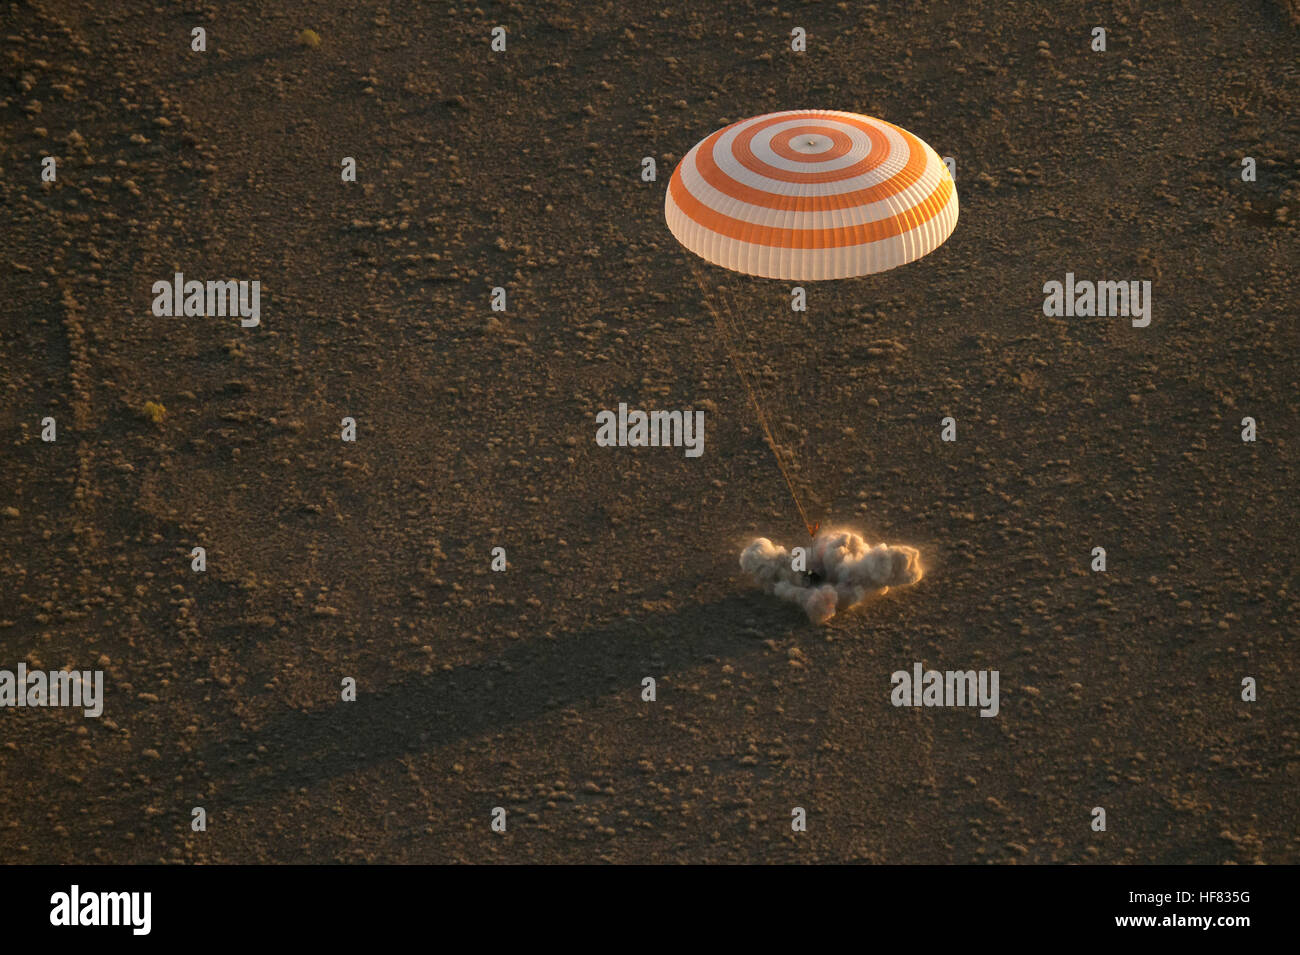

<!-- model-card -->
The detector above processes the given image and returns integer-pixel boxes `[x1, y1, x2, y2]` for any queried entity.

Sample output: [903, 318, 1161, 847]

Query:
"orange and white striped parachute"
[665, 110, 958, 281]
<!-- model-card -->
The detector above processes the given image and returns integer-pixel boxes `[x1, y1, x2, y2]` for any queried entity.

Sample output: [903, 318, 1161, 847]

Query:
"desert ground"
[1, 0, 1297, 863]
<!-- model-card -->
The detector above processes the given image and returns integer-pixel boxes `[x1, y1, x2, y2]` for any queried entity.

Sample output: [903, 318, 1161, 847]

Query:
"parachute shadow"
[182, 592, 786, 807]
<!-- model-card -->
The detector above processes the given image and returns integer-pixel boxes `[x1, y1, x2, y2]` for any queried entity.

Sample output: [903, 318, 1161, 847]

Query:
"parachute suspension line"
[716, 275, 806, 487]
[689, 261, 816, 538]
[714, 274, 812, 507]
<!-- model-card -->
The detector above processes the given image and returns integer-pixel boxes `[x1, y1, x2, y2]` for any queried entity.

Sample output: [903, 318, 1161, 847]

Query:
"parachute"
[664, 109, 957, 549]
[665, 109, 958, 280]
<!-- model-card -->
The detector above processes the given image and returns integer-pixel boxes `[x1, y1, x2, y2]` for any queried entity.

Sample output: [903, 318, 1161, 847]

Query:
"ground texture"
[1, 0, 1297, 863]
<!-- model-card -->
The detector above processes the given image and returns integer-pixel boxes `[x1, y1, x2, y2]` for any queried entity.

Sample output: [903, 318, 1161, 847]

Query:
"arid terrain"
[2, 0, 1297, 863]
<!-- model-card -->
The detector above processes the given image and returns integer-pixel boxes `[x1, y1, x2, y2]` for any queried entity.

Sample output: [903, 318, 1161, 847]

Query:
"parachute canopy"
[665, 110, 958, 281]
